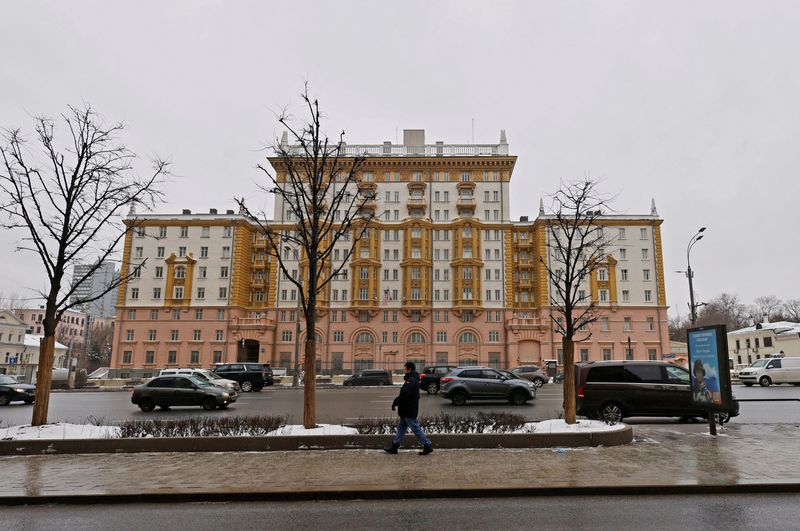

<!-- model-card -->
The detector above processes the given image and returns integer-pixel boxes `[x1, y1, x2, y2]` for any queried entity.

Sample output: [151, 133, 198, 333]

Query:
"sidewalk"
[2, 423, 800, 503]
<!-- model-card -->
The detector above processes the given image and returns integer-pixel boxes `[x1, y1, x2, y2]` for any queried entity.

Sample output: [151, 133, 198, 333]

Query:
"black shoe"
[419, 445, 433, 456]
[383, 445, 399, 454]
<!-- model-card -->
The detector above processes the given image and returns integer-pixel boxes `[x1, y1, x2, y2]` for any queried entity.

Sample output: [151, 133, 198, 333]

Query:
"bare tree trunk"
[31, 336, 55, 426]
[303, 336, 316, 429]
[562, 336, 576, 424]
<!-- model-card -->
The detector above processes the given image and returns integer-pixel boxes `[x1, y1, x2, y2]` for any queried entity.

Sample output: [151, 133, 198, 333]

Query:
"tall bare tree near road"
[237, 87, 374, 429]
[541, 178, 615, 424]
[0, 105, 167, 426]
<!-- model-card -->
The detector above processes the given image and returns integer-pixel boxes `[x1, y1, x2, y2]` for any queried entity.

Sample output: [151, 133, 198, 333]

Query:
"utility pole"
[686, 228, 707, 325]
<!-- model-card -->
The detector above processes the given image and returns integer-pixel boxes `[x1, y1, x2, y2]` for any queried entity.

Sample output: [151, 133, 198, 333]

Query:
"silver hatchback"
[440, 367, 537, 406]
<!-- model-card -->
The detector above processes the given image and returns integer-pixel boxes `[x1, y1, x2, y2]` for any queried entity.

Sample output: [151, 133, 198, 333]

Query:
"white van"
[738, 357, 800, 387]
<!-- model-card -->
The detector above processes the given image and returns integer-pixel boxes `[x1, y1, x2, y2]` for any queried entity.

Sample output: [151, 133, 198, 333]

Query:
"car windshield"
[0, 375, 18, 384]
[750, 359, 768, 368]
[188, 376, 212, 387]
[191, 372, 210, 381]
[205, 371, 224, 379]
[499, 370, 516, 379]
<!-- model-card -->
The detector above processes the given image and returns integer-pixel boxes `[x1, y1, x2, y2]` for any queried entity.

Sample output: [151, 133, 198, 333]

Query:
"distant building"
[110, 129, 671, 378]
[71, 261, 119, 319]
[728, 321, 800, 365]
[14, 307, 88, 364]
[0, 310, 27, 375]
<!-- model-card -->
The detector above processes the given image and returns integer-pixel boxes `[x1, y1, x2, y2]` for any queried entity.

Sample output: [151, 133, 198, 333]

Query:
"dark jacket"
[392, 371, 420, 418]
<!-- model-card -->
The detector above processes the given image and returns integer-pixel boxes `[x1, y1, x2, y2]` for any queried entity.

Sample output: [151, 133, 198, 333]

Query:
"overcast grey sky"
[2, 0, 799, 317]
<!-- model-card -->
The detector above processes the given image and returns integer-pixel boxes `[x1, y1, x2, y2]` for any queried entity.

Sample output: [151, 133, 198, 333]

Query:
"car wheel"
[0, 394, 10, 406]
[218, 403, 229, 409]
[759, 376, 772, 387]
[743, 383, 753, 387]
[23, 397, 34, 405]
[510, 390, 528, 406]
[138, 398, 155, 412]
[378, 381, 384, 386]
[533, 378, 545, 388]
[240, 381, 253, 392]
[252, 385, 263, 392]
[599, 402, 623, 424]
[159, 405, 171, 411]
[427, 382, 440, 395]
[202, 397, 218, 411]
[451, 390, 468, 406]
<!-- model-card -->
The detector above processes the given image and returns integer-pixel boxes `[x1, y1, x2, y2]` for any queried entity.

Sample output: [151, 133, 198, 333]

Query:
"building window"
[641, 248, 649, 260]
[200, 247, 208, 258]
[148, 329, 157, 341]
[601, 317, 609, 331]
[648, 349, 657, 361]
[619, 248, 626, 260]
[222, 247, 231, 258]
[150, 309, 158, 320]
[597, 269, 607, 281]
[625, 348, 634, 360]
[764, 337, 773, 348]
[157, 246, 165, 258]
[437, 331, 447, 343]
[125, 329, 134, 341]
[215, 330, 224, 341]
[623, 317, 632, 331]
[219, 287, 228, 299]
[127, 309, 137, 320]
[145, 351, 155, 364]
[190, 351, 200, 364]
[599, 289, 608, 302]
[459, 332, 477, 344]
[643, 269, 651, 281]
[195, 309, 203, 320]
[155, 266, 164, 278]
[644, 290, 652, 302]
[213, 351, 223, 364]
[197, 287, 205, 299]
[356, 332, 374, 343]
[173, 286, 183, 299]
[621, 269, 628, 281]
[193, 329, 201, 341]
[170, 330, 179, 341]
[175, 266, 186, 279]
[580, 348, 589, 362]
[333, 331, 344, 342]
[159, 226, 167, 238]
[622, 290, 630, 302]
[123, 350, 132, 364]
[602, 348, 612, 361]
[407, 332, 425, 344]
[640, 228, 648, 240]
[167, 351, 177, 364]
[488, 331, 499, 342]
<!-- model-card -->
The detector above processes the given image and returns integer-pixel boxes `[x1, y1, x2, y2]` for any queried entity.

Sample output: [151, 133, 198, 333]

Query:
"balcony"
[456, 196, 476, 208]
[231, 316, 275, 330]
[507, 317, 547, 331]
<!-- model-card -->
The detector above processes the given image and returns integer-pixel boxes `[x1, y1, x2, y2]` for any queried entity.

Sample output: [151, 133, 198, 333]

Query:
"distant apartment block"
[110, 129, 670, 377]
[71, 261, 119, 319]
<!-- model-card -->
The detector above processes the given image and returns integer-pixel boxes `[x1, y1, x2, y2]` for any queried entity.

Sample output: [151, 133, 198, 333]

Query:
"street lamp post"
[685, 227, 707, 326]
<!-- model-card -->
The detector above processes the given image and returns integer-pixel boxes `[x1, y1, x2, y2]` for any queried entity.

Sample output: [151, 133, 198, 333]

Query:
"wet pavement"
[1, 423, 799, 501]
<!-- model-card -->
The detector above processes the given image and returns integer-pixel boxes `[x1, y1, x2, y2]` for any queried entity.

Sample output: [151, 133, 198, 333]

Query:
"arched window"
[174, 266, 186, 279]
[355, 332, 374, 344]
[407, 332, 425, 344]
[459, 331, 478, 344]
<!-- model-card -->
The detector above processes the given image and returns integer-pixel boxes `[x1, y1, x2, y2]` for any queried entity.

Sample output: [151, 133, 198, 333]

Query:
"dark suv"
[343, 369, 393, 386]
[575, 360, 740, 423]
[440, 367, 536, 405]
[419, 365, 457, 394]
[213, 363, 273, 392]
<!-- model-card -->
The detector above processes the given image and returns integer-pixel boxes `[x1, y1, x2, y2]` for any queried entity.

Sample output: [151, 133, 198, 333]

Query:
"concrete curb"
[2, 481, 800, 506]
[0, 426, 632, 455]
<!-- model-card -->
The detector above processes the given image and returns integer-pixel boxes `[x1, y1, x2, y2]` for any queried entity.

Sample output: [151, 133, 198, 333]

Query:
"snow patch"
[522, 419, 627, 434]
[267, 424, 359, 436]
[1, 422, 120, 440]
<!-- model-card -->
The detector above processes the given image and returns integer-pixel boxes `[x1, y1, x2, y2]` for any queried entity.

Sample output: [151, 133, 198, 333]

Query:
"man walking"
[384, 361, 433, 455]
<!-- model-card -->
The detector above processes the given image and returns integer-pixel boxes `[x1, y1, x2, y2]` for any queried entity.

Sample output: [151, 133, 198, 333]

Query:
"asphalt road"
[4, 494, 800, 530]
[1, 383, 799, 426]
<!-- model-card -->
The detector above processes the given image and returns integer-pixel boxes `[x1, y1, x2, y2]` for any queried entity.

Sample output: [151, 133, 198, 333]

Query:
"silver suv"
[440, 367, 537, 406]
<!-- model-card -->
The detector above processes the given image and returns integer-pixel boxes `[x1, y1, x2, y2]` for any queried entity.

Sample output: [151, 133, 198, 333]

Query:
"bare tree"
[750, 295, 782, 322]
[0, 292, 24, 311]
[0, 105, 167, 426]
[697, 293, 749, 331]
[783, 299, 800, 322]
[541, 178, 614, 424]
[85, 321, 115, 370]
[237, 87, 373, 429]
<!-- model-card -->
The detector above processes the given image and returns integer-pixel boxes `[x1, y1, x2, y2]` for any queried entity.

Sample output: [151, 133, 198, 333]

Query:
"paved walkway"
[2, 423, 800, 502]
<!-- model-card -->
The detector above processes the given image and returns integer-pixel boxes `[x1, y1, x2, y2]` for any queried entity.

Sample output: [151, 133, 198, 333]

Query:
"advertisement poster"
[687, 325, 731, 410]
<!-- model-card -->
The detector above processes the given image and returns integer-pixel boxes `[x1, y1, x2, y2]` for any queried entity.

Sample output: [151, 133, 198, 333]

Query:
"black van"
[342, 369, 393, 387]
[575, 361, 739, 423]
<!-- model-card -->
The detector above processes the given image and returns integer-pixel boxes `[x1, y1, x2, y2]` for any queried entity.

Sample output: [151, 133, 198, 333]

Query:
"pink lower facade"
[110, 305, 671, 377]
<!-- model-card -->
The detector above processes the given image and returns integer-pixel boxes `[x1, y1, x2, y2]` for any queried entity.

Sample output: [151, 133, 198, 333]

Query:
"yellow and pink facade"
[110, 130, 670, 377]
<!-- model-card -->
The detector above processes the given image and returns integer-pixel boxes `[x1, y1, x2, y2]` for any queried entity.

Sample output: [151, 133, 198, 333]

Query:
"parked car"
[440, 367, 536, 406]
[131, 375, 237, 412]
[213, 362, 272, 392]
[342, 369, 393, 386]
[509, 365, 549, 387]
[738, 357, 800, 387]
[575, 360, 740, 423]
[419, 365, 457, 394]
[159, 368, 240, 392]
[0, 374, 36, 406]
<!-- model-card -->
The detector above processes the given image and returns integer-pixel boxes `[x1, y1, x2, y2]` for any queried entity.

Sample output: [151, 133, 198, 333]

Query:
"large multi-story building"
[71, 261, 119, 319]
[110, 130, 670, 377]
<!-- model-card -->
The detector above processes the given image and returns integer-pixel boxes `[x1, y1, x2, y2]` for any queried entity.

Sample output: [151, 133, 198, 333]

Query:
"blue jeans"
[392, 416, 431, 447]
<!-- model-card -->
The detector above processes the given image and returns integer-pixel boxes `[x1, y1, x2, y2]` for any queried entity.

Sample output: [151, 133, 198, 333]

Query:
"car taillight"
[440, 377, 454, 384]
[577, 385, 584, 398]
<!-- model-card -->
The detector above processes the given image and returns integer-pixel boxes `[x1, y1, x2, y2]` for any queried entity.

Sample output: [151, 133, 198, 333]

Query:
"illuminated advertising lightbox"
[687, 325, 733, 411]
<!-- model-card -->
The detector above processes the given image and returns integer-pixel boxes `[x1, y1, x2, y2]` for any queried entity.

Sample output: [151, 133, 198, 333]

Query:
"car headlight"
[14, 388, 27, 393]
